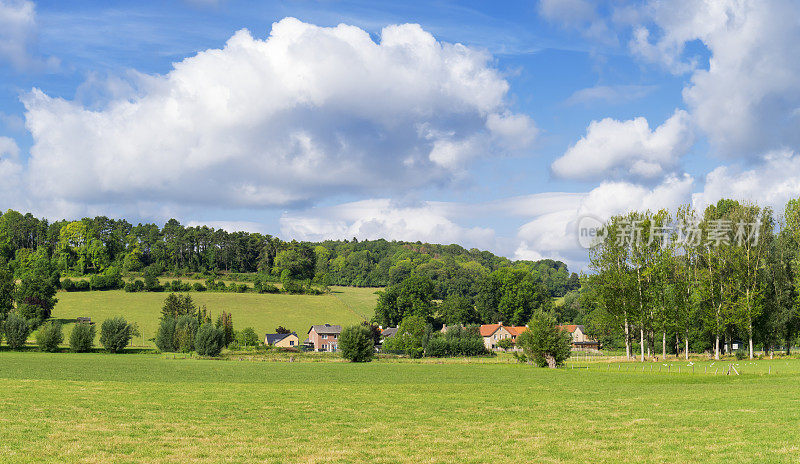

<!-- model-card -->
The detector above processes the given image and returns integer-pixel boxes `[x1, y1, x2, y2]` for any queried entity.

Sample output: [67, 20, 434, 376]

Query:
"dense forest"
[0, 209, 579, 300]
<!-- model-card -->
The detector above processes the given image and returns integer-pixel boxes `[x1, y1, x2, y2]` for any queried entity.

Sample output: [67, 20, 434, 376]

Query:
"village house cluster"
[262, 323, 599, 352]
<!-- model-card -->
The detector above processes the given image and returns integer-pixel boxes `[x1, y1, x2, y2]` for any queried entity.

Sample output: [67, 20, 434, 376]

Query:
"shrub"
[425, 336, 448, 357]
[735, 349, 747, 360]
[262, 284, 280, 293]
[36, 321, 63, 352]
[155, 317, 176, 352]
[497, 338, 515, 351]
[74, 280, 90, 291]
[61, 278, 75, 291]
[195, 323, 224, 356]
[124, 280, 145, 292]
[192, 282, 206, 292]
[69, 323, 95, 352]
[5, 313, 30, 350]
[235, 327, 260, 347]
[90, 268, 123, 290]
[339, 324, 375, 362]
[99, 317, 133, 353]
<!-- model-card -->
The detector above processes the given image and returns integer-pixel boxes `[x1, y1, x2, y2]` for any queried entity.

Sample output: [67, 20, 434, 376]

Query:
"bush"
[74, 280, 90, 291]
[735, 349, 747, 360]
[36, 321, 63, 352]
[497, 338, 515, 351]
[425, 336, 448, 357]
[235, 327, 260, 347]
[89, 268, 123, 291]
[61, 278, 75, 291]
[69, 323, 95, 352]
[195, 323, 224, 356]
[99, 317, 133, 353]
[155, 317, 176, 352]
[124, 280, 145, 292]
[192, 282, 206, 292]
[339, 324, 375, 362]
[260, 284, 280, 294]
[5, 313, 30, 350]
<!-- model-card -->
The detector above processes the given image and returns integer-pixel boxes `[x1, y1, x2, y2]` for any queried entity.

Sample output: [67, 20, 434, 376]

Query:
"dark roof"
[381, 327, 398, 339]
[309, 324, 342, 335]
[265, 333, 297, 345]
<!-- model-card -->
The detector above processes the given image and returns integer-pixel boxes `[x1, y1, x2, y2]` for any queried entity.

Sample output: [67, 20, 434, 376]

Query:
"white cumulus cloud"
[551, 109, 694, 181]
[632, 0, 800, 158]
[694, 150, 800, 211]
[22, 17, 535, 215]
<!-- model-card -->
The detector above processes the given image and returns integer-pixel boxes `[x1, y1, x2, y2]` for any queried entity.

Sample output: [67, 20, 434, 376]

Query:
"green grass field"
[49, 286, 379, 345]
[1, 352, 799, 463]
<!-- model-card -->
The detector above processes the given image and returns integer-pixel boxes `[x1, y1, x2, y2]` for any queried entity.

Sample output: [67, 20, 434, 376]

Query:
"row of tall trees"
[584, 198, 800, 360]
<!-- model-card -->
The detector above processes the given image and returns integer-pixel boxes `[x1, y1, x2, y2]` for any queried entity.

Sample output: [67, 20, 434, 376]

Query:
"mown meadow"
[1, 352, 799, 463]
[48, 285, 378, 346]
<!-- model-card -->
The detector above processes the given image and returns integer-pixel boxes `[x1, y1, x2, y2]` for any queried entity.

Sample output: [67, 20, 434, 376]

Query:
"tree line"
[0, 209, 579, 302]
[582, 198, 800, 360]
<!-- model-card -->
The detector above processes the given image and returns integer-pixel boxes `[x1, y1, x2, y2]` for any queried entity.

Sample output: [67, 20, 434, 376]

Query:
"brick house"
[307, 324, 342, 352]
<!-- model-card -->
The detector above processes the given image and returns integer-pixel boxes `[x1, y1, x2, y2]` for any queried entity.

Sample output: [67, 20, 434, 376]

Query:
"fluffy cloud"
[0, 0, 56, 71]
[514, 175, 693, 266]
[632, 0, 800, 158]
[694, 150, 800, 211]
[22, 18, 535, 213]
[551, 109, 693, 181]
[280, 198, 496, 249]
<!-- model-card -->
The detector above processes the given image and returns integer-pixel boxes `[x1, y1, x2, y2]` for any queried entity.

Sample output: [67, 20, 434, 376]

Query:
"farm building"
[480, 324, 528, 350]
[264, 333, 299, 348]
[556, 325, 599, 351]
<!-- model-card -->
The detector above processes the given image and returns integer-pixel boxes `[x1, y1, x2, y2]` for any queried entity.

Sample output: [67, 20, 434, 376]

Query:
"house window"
[334, 334, 338, 339]
[289, 340, 295, 346]
[322, 334, 328, 339]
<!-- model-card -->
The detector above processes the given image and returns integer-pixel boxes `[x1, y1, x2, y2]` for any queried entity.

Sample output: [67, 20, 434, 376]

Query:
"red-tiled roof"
[556, 324, 580, 333]
[506, 326, 528, 336]
[480, 324, 528, 337]
[480, 324, 501, 337]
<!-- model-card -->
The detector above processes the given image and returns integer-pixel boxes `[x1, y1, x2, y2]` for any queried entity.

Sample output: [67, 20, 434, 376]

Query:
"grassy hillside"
[1, 352, 799, 463]
[50, 286, 379, 345]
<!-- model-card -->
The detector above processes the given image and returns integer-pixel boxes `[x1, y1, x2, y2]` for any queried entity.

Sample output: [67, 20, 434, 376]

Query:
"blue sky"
[1, 0, 799, 270]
